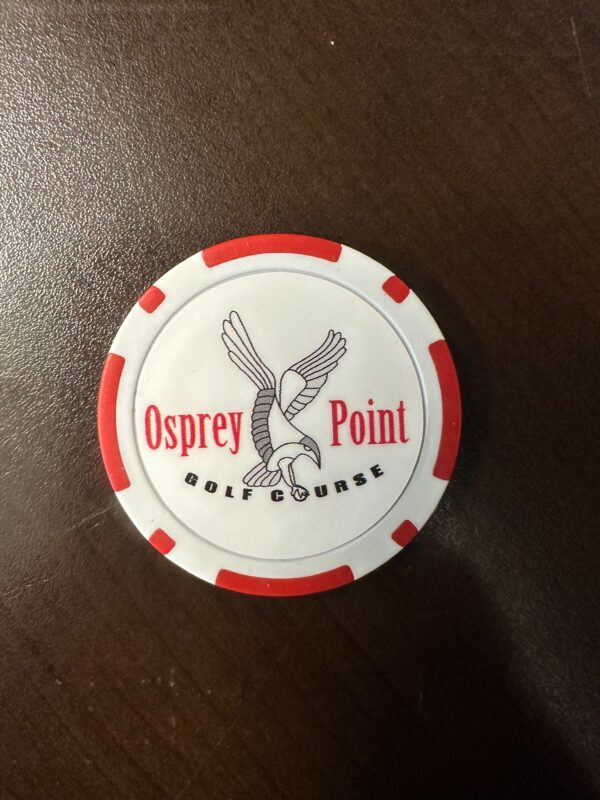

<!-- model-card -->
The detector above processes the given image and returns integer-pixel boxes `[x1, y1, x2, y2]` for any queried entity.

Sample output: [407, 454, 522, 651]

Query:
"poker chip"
[98, 234, 461, 596]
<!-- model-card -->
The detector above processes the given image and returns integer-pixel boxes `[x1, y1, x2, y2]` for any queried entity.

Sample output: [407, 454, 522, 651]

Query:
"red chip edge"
[202, 233, 342, 267]
[149, 529, 176, 555]
[429, 339, 461, 480]
[138, 285, 165, 313]
[97, 353, 130, 491]
[392, 520, 419, 547]
[383, 275, 410, 303]
[215, 565, 354, 597]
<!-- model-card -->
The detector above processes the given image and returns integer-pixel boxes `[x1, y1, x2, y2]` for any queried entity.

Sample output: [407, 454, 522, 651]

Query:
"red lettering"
[397, 401, 409, 442]
[179, 414, 195, 456]
[164, 415, 177, 449]
[330, 400, 347, 446]
[142, 406, 245, 454]
[377, 409, 395, 444]
[213, 413, 227, 447]
[145, 405, 161, 449]
[228, 411, 242, 455]
[367, 398, 376, 443]
[350, 411, 365, 444]
[197, 413, 211, 448]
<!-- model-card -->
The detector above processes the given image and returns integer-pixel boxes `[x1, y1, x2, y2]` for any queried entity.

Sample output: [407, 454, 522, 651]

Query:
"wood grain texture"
[1, 1, 599, 797]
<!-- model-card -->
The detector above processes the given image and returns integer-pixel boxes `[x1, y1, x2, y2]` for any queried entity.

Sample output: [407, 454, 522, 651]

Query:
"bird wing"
[221, 311, 275, 390]
[281, 330, 346, 420]
[251, 388, 276, 465]
[243, 460, 281, 487]
[222, 311, 278, 464]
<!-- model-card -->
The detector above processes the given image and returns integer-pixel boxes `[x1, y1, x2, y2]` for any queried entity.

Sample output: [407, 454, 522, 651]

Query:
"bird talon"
[291, 486, 309, 501]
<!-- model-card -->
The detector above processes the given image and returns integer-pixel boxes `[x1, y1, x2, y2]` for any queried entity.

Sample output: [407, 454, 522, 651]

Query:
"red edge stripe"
[138, 285, 165, 313]
[202, 234, 342, 267]
[97, 354, 130, 491]
[392, 520, 419, 547]
[215, 566, 354, 597]
[149, 529, 176, 555]
[383, 275, 410, 303]
[429, 339, 462, 480]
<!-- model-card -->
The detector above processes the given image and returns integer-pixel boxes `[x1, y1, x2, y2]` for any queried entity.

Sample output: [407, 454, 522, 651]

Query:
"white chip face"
[98, 235, 461, 596]
[136, 271, 424, 560]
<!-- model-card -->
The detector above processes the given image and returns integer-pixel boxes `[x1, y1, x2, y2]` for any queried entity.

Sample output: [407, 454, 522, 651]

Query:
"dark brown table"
[1, 2, 599, 798]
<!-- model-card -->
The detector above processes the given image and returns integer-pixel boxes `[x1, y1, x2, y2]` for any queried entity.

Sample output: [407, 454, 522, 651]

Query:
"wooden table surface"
[1, 1, 599, 798]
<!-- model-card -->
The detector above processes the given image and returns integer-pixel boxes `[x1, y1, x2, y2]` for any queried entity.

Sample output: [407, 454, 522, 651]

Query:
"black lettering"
[334, 480, 348, 493]
[225, 485, 235, 498]
[185, 472, 198, 486]
[371, 464, 384, 478]
[204, 480, 217, 493]
[353, 472, 367, 486]
[315, 484, 328, 498]
[271, 489, 284, 502]
[242, 488, 253, 500]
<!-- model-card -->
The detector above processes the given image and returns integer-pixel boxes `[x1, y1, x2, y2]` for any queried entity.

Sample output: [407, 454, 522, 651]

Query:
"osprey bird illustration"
[222, 311, 346, 501]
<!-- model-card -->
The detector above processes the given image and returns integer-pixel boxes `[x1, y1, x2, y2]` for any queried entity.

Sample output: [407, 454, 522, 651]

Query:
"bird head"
[299, 435, 321, 468]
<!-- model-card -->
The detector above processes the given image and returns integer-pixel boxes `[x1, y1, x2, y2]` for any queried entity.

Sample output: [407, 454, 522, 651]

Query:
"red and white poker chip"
[98, 234, 460, 596]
